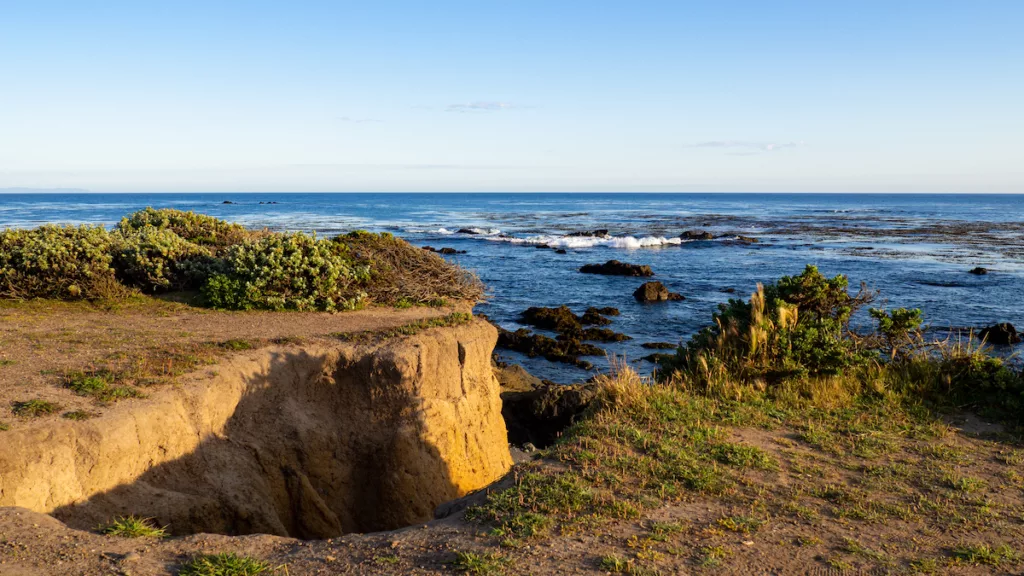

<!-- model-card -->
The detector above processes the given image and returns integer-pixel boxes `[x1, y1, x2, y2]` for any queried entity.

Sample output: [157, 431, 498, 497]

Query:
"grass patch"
[449, 551, 510, 574]
[0, 359, 15, 366]
[178, 553, 276, 576]
[220, 339, 255, 351]
[950, 543, 1020, 567]
[99, 515, 166, 538]
[64, 370, 143, 402]
[333, 312, 474, 342]
[62, 410, 97, 421]
[11, 399, 60, 418]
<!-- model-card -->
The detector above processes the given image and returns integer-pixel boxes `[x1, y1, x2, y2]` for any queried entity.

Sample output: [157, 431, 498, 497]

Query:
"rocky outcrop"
[495, 363, 599, 448]
[969, 267, 989, 275]
[980, 323, 1021, 345]
[495, 327, 601, 370]
[580, 260, 654, 277]
[633, 281, 684, 302]
[0, 320, 512, 539]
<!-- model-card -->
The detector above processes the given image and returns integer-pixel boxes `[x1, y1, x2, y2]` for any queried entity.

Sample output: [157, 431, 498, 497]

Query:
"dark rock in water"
[735, 235, 758, 244]
[567, 229, 609, 238]
[580, 260, 654, 277]
[721, 287, 736, 294]
[680, 230, 714, 241]
[633, 281, 684, 303]
[222, 200, 234, 204]
[980, 323, 1021, 345]
[554, 249, 567, 254]
[498, 369, 600, 448]
[521, 305, 582, 333]
[496, 326, 602, 368]
[580, 308, 613, 326]
[535, 244, 551, 249]
[589, 306, 620, 316]
[456, 228, 480, 235]
[969, 267, 989, 275]
[641, 342, 677, 349]
[422, 246, 466, 254]
[641, 352, 675, 364]
[565, 327, 631, 343]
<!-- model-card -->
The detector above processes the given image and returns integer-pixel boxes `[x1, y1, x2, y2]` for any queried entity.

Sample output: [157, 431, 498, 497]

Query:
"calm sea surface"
[2, 192, 1022, 381]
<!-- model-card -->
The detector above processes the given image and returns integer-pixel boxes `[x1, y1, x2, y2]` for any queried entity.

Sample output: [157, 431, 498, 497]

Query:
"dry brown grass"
[341, 232, 484, 306]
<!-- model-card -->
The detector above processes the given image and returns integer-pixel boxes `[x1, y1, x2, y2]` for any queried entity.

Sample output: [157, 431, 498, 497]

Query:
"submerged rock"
[680, 230, 714, 241]
[588, 306, 620, 316]
[980, 323, 1021, 345]
[554, 249, 568, 254]
[421, 246, 466, 254]
[456, 228, 480, 235]
[969, 267, 989, 275]
[633, 281, 684, 303]
[580, 260, 654, 277]
[641, 342, 678, 349]
[567, 229, 609, 238]
[496, 327, 601, 369]
[735, 235, 759, 244]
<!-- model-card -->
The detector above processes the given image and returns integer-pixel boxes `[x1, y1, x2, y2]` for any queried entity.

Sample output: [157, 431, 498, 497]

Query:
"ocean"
[2, 192, 1022, 382]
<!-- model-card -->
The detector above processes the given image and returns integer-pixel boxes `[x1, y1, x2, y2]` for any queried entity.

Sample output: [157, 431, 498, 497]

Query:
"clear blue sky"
[1, 1, 1021, 192]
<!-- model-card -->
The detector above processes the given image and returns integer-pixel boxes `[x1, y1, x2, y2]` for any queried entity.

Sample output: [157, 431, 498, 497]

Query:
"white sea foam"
[489, 234, 686, 249]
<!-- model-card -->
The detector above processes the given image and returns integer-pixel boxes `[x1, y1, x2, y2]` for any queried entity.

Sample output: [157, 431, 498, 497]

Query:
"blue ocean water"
[2, 192, 1022, 382]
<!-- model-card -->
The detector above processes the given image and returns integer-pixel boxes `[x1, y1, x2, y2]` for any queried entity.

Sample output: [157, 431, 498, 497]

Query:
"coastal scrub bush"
[0, 224, 123, 300]
[667, 265, 874, 389]
[338, 230, 483, 305]
[117, 207, 250, 252]
[11, 399, 60, 418]
[201, 232, 371, 311]
[113, 226, 217, 292]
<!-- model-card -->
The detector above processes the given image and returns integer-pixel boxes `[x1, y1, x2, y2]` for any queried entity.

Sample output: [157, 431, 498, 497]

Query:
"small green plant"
[599, 554, 631, 572]
[951, 543, 1020, 567]
[373, 554, 400, 565]
[178, 553, 275, 576]
[11, 399, 59, 418]
[698, 545, 730, 567]
[0, 421, 9, 431]
[709, 442, 777, 470]
[99, 515, 167, 538]
[62, 410, 97, 421]
[0, 359, 15, 366]
[221, 339, 255, 351]
[449, 551, 510, 574]
[64, 371, 142, 403]
[717, 515, 765, 534]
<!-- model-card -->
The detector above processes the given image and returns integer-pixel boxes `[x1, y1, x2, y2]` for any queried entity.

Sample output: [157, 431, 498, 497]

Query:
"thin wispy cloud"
[445, 101, 518, 113]
[688, 140, 805, 152]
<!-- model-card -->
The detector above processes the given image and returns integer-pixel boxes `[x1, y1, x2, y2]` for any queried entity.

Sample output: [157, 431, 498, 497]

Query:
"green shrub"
[117, 208, 250, 251]
[0, 224, 120, 299]
[113, 226, 217, 292]
[669, 265, 873, 384]
[202, 233, 370, 311]
[100, 515, 167, 538]
[11, 399, 60, 418]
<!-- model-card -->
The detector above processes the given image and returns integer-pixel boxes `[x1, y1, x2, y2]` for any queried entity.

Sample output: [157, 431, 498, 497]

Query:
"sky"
[1, 1, 1022, 193]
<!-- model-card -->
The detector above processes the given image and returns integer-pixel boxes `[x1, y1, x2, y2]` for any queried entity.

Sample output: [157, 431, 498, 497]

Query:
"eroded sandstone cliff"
[0, 319, 512, 539]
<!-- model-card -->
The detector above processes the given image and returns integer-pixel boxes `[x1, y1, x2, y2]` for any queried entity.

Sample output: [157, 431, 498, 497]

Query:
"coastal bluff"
[0, 317, 512, 539]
